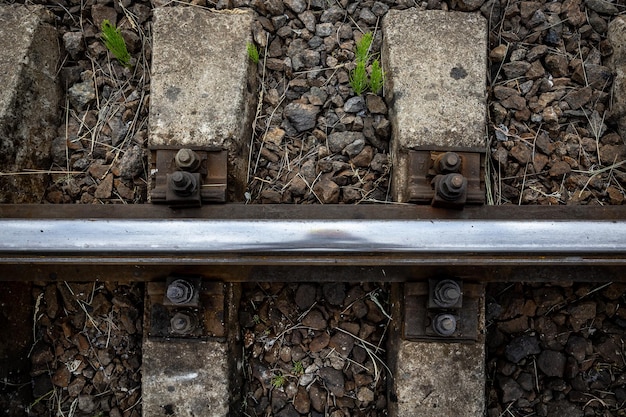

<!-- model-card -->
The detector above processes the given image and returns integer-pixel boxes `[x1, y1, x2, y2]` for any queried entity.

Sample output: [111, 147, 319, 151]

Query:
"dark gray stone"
[284, 103, 320, 132]
[284, 0, 306, 13]
[276, 404, 299, 417]
[315, 22, 334, 37]
[343, 138, 365, 158]
[456, 0, 486, 11]
[585, 0, 619, 15]
[117, 145, 144, 180]
[62, 31, 83, 59]
[502, 61, 531, 78]
[504, 335, 541, 363]
[320, 5, 344, 23]
[547, 400, 583, 417]
[328, 131, 365, 153]
[498, 376, 524, 403]
[537, 350, 566, 377]
[295, 284, 317, 310]
[322, 282, 346, 306]
[344, 96, 365, 113]
[318, 367, 345, 397]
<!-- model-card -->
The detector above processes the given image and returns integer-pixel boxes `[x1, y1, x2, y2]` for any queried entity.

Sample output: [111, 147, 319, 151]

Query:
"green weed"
[355, 32, 373, 63]
[369, 59, 384, 94]
[349, 32, 384, 96]
[271, 372, 285, 388]
[247, 42, 260, 64]
[100, 20, 131, 68]
[292, 360, 304, 376]
[350, 60, 368, 96]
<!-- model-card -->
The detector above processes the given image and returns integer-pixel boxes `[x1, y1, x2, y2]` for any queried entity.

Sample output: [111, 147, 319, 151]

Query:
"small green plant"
[349, 60, 368, 95]
[271, 372, 285, 388]
[247, 42, 260, 64]
[349, 32, 385, 96]
[355, 32, 373, 62]
[292, 360, 304, 376]
[369, 59, 384, 94]
[101, 20, 131, 67]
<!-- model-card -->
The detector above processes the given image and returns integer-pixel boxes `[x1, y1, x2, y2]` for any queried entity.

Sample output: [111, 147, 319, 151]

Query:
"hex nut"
[175, 148, 201, 171]
[436, 152, 461, 173]
[437, 173, 467, 201]
[170, 312, 196, 335]
[166, 279, 195, 304]
[169, 171, 197, 197]
[433, 279, 462, 308]
[432, 313, 457, 337]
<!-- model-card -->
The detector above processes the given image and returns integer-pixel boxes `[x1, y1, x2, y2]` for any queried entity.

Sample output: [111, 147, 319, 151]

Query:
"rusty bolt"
[175, 148, 201, 171]
[437, 173, 467, 201]
[433, 279, 462, 308]
[170, 312, 196, 335]
[436, 152, 461, 173]
[169, 171, 197, 197]
[166, 279, 194, 304]
[432, 313, 457, 337]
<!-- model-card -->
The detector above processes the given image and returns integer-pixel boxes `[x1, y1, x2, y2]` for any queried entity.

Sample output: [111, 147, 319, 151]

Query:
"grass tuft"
[355, 32, 373, 63]
[292, 360, 304, 376]
[369, 59, 384, 94]
[350, 60, 368, 96]
[349, 32, 384, 96]
[270, 372, 285, 388]
[100, 20, 131, 68]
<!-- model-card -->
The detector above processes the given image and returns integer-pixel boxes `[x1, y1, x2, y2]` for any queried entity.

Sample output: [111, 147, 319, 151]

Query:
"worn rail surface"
[0, 204, 624, 282]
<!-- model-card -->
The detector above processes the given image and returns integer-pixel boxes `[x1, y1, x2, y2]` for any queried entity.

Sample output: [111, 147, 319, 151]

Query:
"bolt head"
[433, 313, 457, 336]
[172, 316, 189, 331]
[169, 171, 197, 196]
[175, 148, 200, 170]
[167, 286, 184, 300]
[170, 312, 195, 334]
[171, 171, 186, 187]
[177, 149, 192, 163]
[436, 152, 461, 173]
[445, 153, 460, 167]
[444, 286, 460, 301]
[166, 279, 194, 304]
[433, 279, 462, 307]
[440, 317, 454, 330]
[449, 174, 464, 189]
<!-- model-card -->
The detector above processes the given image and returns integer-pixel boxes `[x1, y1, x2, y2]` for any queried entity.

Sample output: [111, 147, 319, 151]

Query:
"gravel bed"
[25, 0, 625, 205]
[3, 0, 626, 416]
[486, 0, 626, 205]
[28, 282, 143, 417]
[239, 282, 390, 417]
[486, 282, 626, 417]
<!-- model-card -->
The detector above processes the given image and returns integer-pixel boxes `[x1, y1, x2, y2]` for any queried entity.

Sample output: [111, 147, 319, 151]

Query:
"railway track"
[2, 2, 626, 416]
[1, 203, 625, 417]
[0, 204, 625, 281]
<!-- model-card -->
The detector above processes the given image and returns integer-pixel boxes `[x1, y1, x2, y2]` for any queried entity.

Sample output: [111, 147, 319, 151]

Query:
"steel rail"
[0, 204, 624, 281]
[1, 218, 625, 259]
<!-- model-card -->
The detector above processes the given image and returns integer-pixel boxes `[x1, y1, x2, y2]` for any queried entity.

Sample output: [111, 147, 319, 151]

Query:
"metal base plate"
[408, 149, 485, 205]
[403, 281, 483, 342]
[150, 148, 227, 205]
[147, 279, 225, 340]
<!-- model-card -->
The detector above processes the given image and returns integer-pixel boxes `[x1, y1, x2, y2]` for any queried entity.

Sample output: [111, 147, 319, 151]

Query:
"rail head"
[1, 218, 625, 266]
